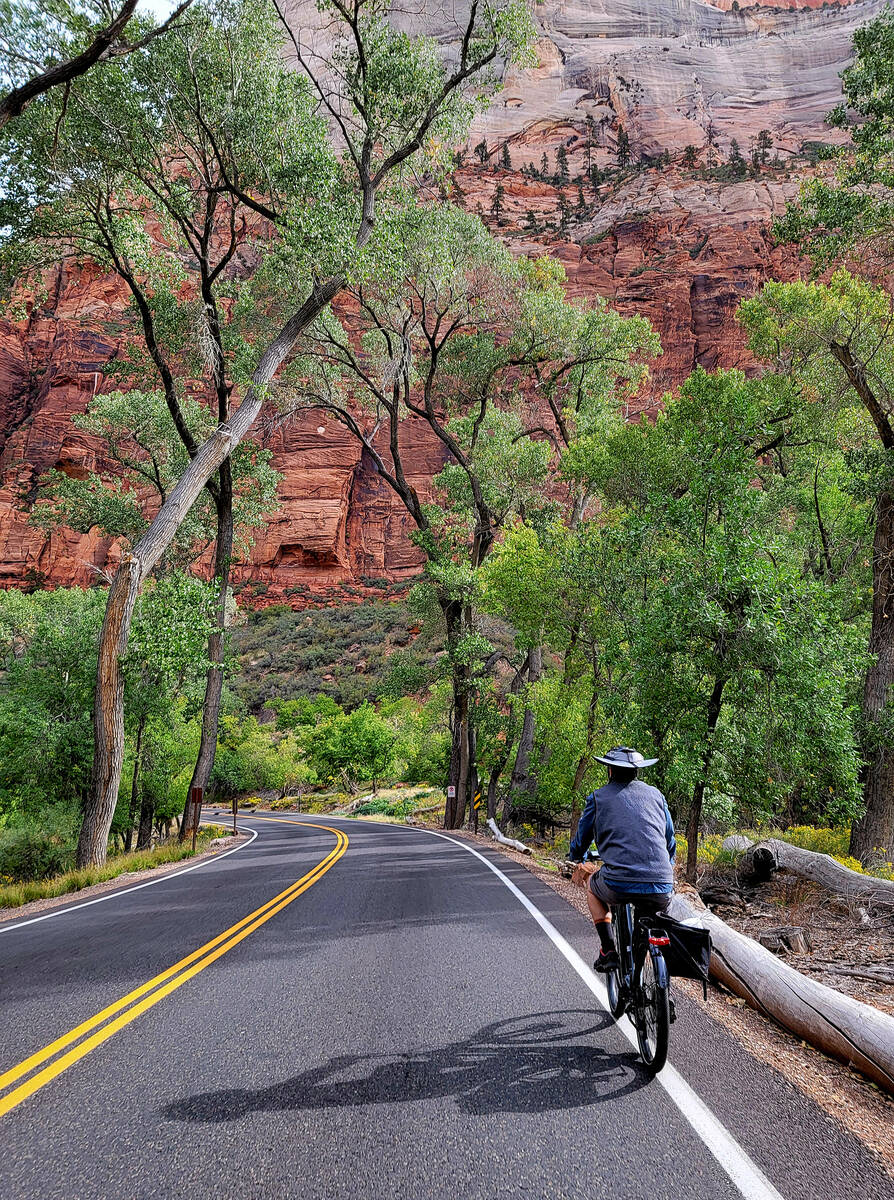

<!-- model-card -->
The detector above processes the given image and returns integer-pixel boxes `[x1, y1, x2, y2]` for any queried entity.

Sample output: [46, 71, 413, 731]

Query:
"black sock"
[596, 922, 615, 953]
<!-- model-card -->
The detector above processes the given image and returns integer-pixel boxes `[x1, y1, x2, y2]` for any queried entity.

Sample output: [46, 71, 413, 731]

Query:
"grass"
[0, 827, 229, 910]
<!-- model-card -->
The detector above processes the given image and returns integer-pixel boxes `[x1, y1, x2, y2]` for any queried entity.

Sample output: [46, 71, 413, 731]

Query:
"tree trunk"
[853, 490, 894, 864]
[123, 713, 146, 854]
[78, 283, 343, 869]
[570, 660, 601, 841]
[505, 644, 543, 822]
[136, 790, 155, 851]
[181, 462, 234, 843]
[685, 674, 726, 883]
[443, 599, 473, 830]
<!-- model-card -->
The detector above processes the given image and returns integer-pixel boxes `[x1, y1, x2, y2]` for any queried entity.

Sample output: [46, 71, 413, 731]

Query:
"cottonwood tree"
[3, 0, 530, 863]
[754, 6, 894, 862]
[594, 369, 863, 878]
[48, 0, 531, 866]
[0, 0, 194, 129]
[1, 0, 309, 850]
[740, 273, 894, 862]
[287, 204, 656, 826]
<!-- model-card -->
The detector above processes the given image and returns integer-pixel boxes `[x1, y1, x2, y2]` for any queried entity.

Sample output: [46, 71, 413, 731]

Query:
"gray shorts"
[589, 868, 671, 913]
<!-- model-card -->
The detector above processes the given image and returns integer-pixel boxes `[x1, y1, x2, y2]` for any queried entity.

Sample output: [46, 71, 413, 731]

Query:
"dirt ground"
[700, 868, 894, 1018]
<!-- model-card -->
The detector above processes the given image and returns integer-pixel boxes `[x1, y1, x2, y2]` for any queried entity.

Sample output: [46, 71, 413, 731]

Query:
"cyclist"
[567, 746, 676, 973]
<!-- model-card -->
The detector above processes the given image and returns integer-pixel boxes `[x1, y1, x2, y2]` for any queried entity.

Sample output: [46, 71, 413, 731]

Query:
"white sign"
[446, 785, 456, 799]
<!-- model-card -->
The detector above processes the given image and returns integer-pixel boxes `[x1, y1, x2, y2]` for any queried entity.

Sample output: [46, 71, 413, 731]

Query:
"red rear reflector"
[649, 936, 671, 946]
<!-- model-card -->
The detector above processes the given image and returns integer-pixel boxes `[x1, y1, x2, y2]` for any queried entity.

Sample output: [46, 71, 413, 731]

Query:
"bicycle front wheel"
[635, 950, 670, 1074]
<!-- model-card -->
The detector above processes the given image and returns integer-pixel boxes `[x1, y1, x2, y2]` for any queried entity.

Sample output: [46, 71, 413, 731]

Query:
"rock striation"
[0, 0, 878, 602]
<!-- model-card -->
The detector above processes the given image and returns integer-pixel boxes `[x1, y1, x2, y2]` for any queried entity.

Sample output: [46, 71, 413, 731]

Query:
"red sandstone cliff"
[0, 0, 873, 602]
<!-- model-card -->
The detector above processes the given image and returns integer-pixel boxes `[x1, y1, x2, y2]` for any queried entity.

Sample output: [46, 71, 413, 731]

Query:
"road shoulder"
[0, 831, 250, 926]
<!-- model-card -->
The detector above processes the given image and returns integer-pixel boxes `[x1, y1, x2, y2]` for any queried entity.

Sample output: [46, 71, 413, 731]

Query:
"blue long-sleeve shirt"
[570, 782, 676, 894]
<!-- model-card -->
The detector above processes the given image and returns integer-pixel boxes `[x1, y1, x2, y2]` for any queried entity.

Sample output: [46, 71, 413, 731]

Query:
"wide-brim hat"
[595, 745, 658, 769]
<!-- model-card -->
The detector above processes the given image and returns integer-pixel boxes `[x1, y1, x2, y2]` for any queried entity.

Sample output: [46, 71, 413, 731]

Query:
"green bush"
[308, 702, 395, 789]
[0, 826, 73, 882]
[354, 796, 416, 819]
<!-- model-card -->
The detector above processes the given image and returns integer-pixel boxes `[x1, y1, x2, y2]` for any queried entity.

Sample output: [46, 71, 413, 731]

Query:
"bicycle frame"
[607, 901, 672, 1073]
[611, 903, 666, 991]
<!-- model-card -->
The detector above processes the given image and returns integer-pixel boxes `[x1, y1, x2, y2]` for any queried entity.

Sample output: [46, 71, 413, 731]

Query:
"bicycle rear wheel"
[635, 949, 670, 1074]
[606, 965, 626, 1018]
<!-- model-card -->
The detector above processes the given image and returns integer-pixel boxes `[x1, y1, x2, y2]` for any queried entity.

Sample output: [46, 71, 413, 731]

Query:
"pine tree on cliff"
[475, 138, 490, 164]
[682, 145, 698, 168]
[540, 151, 549, 180]
[501, 143, 511, 169]
[617, 125, 630, 168]
[490, 183, 505, 224]
[728, 138, 747, 178]
[555, 144, 570, 186]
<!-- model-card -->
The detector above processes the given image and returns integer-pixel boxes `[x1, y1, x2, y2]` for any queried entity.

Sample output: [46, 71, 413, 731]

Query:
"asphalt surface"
[0, 813, 890, 1200]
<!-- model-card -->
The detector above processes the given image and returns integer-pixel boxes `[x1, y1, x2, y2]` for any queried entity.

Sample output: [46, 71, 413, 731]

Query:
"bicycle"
[604, 900, 673, 1075]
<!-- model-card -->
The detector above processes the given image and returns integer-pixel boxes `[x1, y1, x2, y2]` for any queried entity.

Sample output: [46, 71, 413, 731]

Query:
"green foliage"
[308, 701, 396, 788]
[0, 825, 73, 883]
[772, 7, 894, 265]
[232, 600, 441, 710]
[0, 580, 217, 852]
[382, 691, 452, 784]
[210, 715, 315, 798]
[31, 390, 280, 567]
[0, 587, 106, 822]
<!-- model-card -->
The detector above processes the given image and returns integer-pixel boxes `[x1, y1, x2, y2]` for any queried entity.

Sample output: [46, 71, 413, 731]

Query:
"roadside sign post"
[190, 786, 203, 853]
[446, 784, 456, 829]
[232, 795, 238, 837]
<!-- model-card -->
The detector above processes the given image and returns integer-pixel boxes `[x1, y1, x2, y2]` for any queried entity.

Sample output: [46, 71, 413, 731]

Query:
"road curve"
[0, 814, 889, 1200]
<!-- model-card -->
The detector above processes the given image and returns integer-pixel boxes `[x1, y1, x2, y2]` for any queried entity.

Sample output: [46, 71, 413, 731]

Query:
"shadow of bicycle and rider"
[164, 1010, 649, 1123]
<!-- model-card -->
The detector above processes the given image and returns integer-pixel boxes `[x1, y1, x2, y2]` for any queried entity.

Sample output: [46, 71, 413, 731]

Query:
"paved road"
[0, 814, 890, 1200]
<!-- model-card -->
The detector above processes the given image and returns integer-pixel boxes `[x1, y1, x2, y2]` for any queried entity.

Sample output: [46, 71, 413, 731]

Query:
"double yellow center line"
[0, 819, 347, 1119]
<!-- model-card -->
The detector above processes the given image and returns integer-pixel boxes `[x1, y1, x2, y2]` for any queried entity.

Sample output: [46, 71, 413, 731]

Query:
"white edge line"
[0, 824, 259, 935]
[283, 813, 784, 1200]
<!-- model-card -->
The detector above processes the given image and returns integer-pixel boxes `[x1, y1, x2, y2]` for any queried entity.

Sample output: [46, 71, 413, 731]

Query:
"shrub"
[0, 826, 74, 882]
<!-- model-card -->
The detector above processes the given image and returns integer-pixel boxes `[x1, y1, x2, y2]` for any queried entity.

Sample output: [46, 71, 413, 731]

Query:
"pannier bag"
[649, 914, 712, 993]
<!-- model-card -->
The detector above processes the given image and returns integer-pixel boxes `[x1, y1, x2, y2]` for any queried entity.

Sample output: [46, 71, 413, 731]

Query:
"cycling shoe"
[593, 950, 620, 973]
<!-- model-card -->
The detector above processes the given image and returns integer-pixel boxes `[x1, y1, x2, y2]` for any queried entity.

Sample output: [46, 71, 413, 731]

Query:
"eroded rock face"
[0, 1, 874, 602]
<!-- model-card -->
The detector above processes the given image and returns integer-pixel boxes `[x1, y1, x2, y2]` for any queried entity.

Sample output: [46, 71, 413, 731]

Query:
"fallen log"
[732, 837, 894, 907]
[668, 887, 894, 1094]
[486, 818, 532, 855]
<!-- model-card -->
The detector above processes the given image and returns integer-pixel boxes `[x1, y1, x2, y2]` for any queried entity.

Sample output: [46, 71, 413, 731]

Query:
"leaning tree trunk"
[180, 462, 234, 843]
[852, 489, 894, 864]
[77, 287, 342, 869]
[685, 674, 726, 883]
